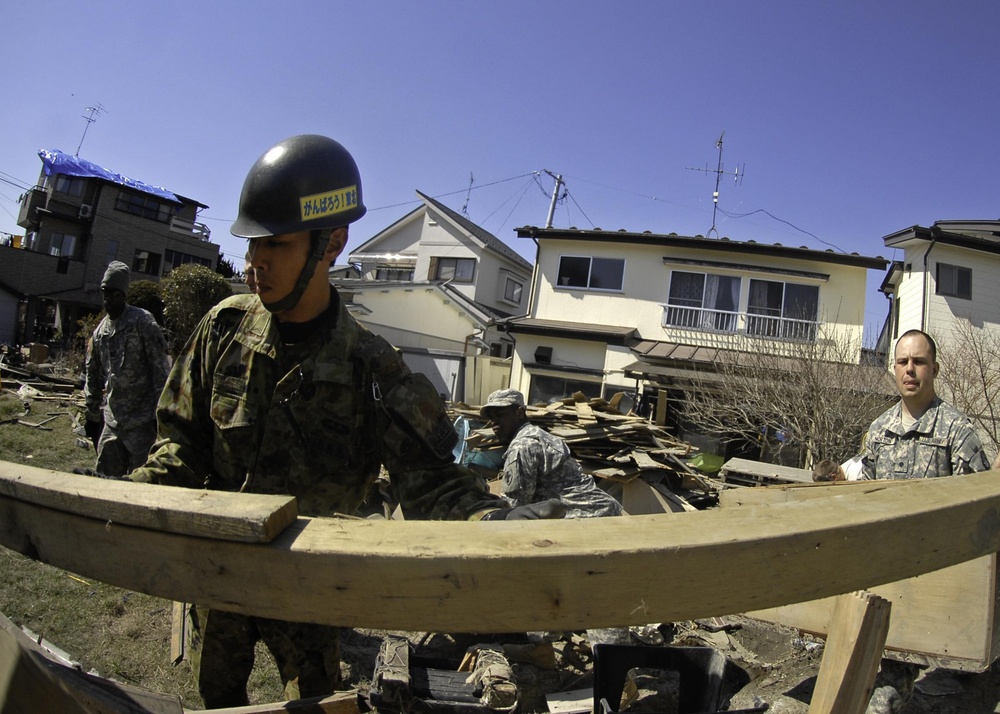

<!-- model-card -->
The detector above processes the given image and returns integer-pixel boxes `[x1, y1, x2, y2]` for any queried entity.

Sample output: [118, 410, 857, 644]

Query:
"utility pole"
[686, 132, 744, 238]
[543, 170, 564, 228]
[76, 103, 106, 156]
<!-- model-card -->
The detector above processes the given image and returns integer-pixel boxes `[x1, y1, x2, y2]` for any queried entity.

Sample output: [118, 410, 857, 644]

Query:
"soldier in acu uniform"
[127, 135, 558, 708]
[83, 260, 170, 478]
[861, 329, 989, 481]
[480, 389, 622, 519]
[858, 328, 990, 714]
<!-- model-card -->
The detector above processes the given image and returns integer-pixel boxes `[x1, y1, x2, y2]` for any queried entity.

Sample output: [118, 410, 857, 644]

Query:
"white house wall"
[532, 239, 869, 360]
[925, 243, 1000, 342]
[349, 286, 476, 351]
[354, 212, 422, 278]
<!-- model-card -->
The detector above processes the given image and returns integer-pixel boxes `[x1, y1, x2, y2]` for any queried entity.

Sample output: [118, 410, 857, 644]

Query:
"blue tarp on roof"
[38, 149, 179, 203]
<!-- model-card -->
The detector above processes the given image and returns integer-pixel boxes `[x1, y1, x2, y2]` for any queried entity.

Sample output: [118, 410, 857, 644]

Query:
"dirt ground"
[339, 616, 1000, 714]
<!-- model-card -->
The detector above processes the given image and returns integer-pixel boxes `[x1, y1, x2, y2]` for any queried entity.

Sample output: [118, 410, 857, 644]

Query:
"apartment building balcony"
[661, 304, 818, 342]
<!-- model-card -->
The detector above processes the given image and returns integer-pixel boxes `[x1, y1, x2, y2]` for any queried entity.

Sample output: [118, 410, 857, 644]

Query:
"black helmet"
[231, 134, 367, 239]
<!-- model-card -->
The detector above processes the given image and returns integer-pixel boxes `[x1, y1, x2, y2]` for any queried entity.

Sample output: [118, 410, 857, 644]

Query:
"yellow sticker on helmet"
[300, 185, 359, 222]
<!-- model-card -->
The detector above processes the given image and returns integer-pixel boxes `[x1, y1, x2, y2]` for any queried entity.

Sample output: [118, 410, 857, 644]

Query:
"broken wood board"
[724, 479, 1000, 672]
[0, 461, 297, 544]
[5, 461, 1000, 633]
[720, 457, 814, 485]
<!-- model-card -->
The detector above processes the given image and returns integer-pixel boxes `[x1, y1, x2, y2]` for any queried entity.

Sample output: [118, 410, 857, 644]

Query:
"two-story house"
[878, 220, 1000, 352]
[3, 149, 219, 349]
[335, 191, 532, 401]
[499, 226, 888, 424]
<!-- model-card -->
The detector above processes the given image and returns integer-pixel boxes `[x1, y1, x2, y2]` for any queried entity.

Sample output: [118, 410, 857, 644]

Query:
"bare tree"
[678, 329, 894, 469]
[936, 318, 1000, 457]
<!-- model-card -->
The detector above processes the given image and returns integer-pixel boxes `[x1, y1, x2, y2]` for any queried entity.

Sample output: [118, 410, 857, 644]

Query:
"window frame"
[132, 249, 163, 276]
[432, 257, 476, 283]
[936, 263, 972, 300]
[555, 255, 625, 292]
[502, 276, 524, 306]
[115, 190, 175, 224]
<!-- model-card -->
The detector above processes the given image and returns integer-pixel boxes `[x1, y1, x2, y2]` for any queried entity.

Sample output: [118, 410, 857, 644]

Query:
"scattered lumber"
[451, 393, 717, 509]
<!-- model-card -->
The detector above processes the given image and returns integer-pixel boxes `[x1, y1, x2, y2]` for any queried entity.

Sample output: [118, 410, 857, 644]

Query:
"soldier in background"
[480, 388, 623, 519]
[861, 329, 989, 480]
[859, 328, 990, 714]
[127, 135, 555, 708]
[83, 261, 169, 478]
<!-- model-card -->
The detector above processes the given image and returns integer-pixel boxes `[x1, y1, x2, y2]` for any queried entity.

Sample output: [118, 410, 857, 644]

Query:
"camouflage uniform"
[131, 290, 500, 707]
[861, 396, 990, 480]
[84, 304, 169, 478]
[500, 422, 622, 518]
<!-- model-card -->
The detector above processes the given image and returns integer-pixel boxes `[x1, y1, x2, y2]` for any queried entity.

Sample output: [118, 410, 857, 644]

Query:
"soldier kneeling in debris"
[479, 389, 623, 520]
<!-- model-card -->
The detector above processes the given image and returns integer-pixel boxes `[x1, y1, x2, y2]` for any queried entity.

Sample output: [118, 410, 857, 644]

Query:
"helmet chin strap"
[260, 230, 329, 315]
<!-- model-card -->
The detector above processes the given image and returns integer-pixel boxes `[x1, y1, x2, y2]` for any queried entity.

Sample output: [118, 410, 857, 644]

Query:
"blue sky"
[1, 2, 997, 345]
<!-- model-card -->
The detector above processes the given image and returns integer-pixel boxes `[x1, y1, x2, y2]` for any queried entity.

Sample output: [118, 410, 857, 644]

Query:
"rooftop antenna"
[686, 131, 744, 238]
[460, 172, 474, 217]
[76, 103, 107, 156]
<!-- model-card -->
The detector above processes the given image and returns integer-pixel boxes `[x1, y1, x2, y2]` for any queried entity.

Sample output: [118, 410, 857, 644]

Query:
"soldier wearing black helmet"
[128, 135, 559, 707]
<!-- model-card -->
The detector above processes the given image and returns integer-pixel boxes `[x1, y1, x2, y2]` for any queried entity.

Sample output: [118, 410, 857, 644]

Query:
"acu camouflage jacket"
[134, 293, 499, 519]
[861, 396, 990, 480]
[84, 304, 170, 429]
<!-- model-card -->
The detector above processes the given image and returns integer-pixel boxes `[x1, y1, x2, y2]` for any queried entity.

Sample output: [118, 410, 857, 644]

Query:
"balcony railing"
[662, 305, 739, 333]
[169, 217, 212, 241]
[661, 304, 818, 342]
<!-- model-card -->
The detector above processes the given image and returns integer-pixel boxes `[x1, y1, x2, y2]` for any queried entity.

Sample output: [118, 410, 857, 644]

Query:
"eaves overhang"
[495, 316, 636, 345]
[515, 226, 887, 270]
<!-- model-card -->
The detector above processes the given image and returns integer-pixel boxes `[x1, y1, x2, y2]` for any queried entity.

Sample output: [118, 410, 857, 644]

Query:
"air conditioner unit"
[78, 204, 93, 219]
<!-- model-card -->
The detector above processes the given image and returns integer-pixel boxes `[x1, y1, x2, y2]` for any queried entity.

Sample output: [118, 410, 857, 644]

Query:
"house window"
[528, 374, 602, 405]
[54, 175, 85, 197]
[489, 342, 512, 358]
[132, 249, 162, 276]
[936, 263, 971, 299]
[747, 279, 819, 341]
[503, 277, 523, 305]
[375, 266, 414, 281]
[105, 240, 119, 265]
[49, 233, 77, 258]
[115, 191, 175, 224]
[664, 271, 740, 332]
[556, 256, 625, 291]
[432, 257, 476, 282]
[164, 249, 213, 274]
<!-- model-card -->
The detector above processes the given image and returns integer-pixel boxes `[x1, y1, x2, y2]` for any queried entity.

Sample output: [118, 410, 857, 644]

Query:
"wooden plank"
[4, 465, 1000, 633]
[0, 461, 297, 544]
[808, 591, 891, 714]
[720, 457, 814, 484]
[728, 481, 1000, 671]
[194, 691, 359, 713]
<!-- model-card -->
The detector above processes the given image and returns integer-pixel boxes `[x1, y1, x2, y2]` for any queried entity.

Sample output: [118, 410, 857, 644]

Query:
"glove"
[84, 417, 104, 450]
[483, 498, 565, 521]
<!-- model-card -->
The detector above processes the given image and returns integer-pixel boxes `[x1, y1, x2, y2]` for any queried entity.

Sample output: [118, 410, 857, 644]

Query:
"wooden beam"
[4, 463, 1000, 633]
[0, 461, 297, 543]
[808, 591, 891, 714]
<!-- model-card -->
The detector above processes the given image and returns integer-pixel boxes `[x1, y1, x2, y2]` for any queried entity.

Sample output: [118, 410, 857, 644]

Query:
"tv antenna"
[460, 172, 474, 217]
[686, 131, 745, 238]
[76, 103, 107, 156]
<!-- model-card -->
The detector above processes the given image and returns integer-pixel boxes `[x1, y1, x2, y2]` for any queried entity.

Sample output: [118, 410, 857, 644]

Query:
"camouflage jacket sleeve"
[129, 310, 216, 489]
[356, 330, 502, 521]
[500, 434, 543, 507]
[948, 416, 991, 474]
[83, 333, 103, 421]
[137, 310, 170, 396]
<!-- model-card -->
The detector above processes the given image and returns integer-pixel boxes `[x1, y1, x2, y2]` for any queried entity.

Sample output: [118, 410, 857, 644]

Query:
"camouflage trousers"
[188, 606, 342, 708]
[95, 420, 157, 478]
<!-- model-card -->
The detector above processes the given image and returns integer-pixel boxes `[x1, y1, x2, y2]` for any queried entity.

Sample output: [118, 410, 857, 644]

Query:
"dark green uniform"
[132, 290, 498, 706]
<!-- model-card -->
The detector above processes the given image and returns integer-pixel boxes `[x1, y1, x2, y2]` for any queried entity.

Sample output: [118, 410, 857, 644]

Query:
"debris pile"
[450, 392, 719, 511]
